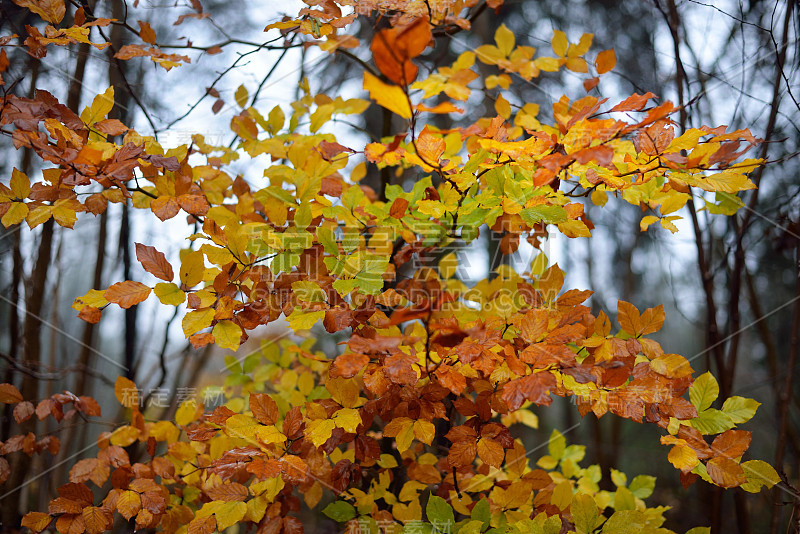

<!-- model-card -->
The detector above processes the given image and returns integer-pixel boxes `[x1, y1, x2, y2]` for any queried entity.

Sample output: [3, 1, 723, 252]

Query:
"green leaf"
[690, 408, 735, 434]
[571, 493, 600, 534]
[154, 282, 185, 306]
[689, 372, 719, 411]
[332, 278, 359, 297]
[613, 486, 635, 511]
[286, 308, 324, 331]
[721, 396, 760, 424]
[426, 495, 454, 529]
[470, 498, 490, 528]
[685, 528, 711, 534]
[317, 226, 338, 254]
[520, 205, 567, 225]
[547, 429, 566, 460]
[628, 475, 655, 499]
[322, 501, 356, 522]
[740, 460, 780, 493]
[610, 468, 627, 487]
[602, 510, 645, 534]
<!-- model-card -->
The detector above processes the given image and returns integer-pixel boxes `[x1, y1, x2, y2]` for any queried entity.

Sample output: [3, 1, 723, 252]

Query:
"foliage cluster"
[0, 0, 783, 533]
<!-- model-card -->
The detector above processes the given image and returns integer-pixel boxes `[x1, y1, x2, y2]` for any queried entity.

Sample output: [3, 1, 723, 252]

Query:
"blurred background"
[0, 0, 798, 532]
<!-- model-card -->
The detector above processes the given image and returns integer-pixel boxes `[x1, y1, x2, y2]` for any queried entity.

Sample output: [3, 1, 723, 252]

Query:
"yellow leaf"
[115, 376, 139, 408]
[245, 496, 268, 522]
[413, 420, 435, 445]
[212, 320, 242, 351]
[667, 444, 699, 471]
[332, 408, 362, 433]
[26, 205, 53, 228]
[552, 30, 568, 57]
[494, 94, 511, 119]
[650, 353, 693, 378]
[175, 399, 199, 426]
[110, 425, 140, 446]
[306, 418, 336, 447]
[80, 86, 115, 126]
[179, 250, 205, 288]
[214, 501, 247, 532]
[235, 85, 249, 108]
[640, 215, 659, 231]
[2, 203, 28, 227]
[182, 308, 215, 337]
[255, 425, 286, 444]
[740, 460, 781, 493]
[534, 56, 562, 72]
[154, 282, 185, 306]
[10, 168, 30, 198]
[363, 71, 412, 119]
[495, 24, 515, 57]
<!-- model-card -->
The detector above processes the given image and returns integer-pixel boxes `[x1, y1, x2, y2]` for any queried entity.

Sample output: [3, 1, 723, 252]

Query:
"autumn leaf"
[114, 375, 139, 408]
[595, 49, 616, 74]
[135, 243, 174, 281]
[104, 280, 151, 309]
[363, 71, 412, 119]
[249, 393, 279, 425]
[0, 383, 23, 404]
[12, 0, 65, 23]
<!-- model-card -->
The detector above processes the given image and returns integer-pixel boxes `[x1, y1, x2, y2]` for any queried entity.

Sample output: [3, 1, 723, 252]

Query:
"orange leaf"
[116, 490, 141, 520]
[639, 304, 665, 335]
[0, 383, 23, 403]
[416, 126, 446, 164]
[249, 393, 279, 425]
[78, 306, 101, 324]
[706, 456, 746, 488]
[115, 375, 139, 408]
[137, 21, 156, 45]
[93, 119, 128, 136]
[105, 280, 151, 309]
[135, 243, 174, 282]
[329, 353, 370, 379]
[477, 438, 505, 467]
[611, 92, 656, 112]
[12, 0, 65, 23]
[711, 430, 752, 459]
[616, 300, 641, 336]
[21, 512, 52, 533]
[389, 198, 409, 219]
[595, 49, 616, 74]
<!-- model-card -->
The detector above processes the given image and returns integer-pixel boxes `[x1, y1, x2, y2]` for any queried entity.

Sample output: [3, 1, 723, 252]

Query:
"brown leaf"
[0, 457, 9, 485]
[105, 280, 151, 309]
[13, 400, 34, 423]
[78, 306, 101, 324]
[21, 512, 52, 533]
[137, 21, 156, 45]
[249, 393, 279, 425]
[477, 438, 505, 467]
[94, 119, 129, 136]
[383, 352, 418, 385]
[329, 353, 369, 379]
[187, 515, 216, 534]
[246, 457, 281, 479]
[82, 506, 112, 534]
[389, 197, 409, 219]
[706, 457, 746, 488]
[205, 482, 248, 501]
[316, 140, 355, 161]
[211, 99, 224, 114]
[711, 430, 752, 460]
[0, 383, 23, 403]
[135, 243, 174, 282]
[151, 196, 180, 221]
